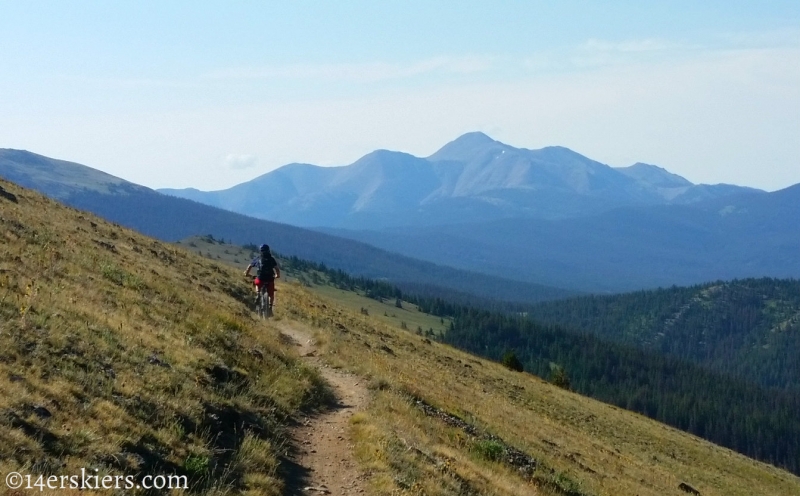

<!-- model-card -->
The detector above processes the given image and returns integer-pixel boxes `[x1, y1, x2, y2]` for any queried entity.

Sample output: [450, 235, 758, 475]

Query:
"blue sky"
[1, 1, 799, 190]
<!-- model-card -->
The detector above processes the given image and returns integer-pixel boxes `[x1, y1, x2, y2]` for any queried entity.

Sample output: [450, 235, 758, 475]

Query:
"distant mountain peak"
[628, 162, 678, 175]
[428, 131, 506, 162]
[453, 131, 497, 145]
[616, 162, 693, 188]
[358, 148, 415, 161]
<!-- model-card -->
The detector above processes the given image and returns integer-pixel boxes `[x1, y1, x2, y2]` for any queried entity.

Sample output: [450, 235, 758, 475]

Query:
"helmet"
[260, 244, 270, 254]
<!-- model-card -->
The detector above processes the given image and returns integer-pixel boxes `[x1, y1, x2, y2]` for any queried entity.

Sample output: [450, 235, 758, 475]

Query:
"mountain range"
[0, 148, 571, 303]
[326, 183, 800, 291]
[159, 132, 799, 292]
[4, 135, 799, 293]
[160, 132, 762, 229]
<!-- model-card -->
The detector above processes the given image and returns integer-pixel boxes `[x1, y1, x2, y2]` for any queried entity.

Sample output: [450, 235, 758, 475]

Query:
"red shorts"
[254, 278, 275, 298]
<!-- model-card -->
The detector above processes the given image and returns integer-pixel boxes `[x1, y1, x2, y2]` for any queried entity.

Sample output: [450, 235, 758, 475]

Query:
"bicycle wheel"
[255, 291, 265, 318]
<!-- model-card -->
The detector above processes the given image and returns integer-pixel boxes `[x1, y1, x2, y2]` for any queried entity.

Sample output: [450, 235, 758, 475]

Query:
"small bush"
[502, 352, 524, 372]
[183, 454, 209, 477]
[553, 471, 583, 495]
[101, 263, 143, 289]
[550, 363, 571, 390]
[473, 439, 505, 462]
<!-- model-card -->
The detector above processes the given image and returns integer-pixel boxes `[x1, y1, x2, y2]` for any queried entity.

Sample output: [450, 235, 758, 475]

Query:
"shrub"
[550, 363, 571, 390]
[183, 454, 209, 477]
[473, 439, 505, 462]
[101, 263, 143, 289]
[502, 352, 524, 372]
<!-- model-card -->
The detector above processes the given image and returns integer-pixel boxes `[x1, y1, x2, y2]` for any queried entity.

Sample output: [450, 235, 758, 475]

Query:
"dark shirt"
[250, 255, 278, 280]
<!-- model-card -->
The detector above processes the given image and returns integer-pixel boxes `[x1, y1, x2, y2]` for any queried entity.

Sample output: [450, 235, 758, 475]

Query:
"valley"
[3, 178, 800, 494]
[184, 234, 800, 478]
[5, 3, 799, 495]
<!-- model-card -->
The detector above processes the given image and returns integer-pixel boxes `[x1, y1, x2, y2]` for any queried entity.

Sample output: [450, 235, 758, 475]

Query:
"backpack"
[257, 255, 277, 280]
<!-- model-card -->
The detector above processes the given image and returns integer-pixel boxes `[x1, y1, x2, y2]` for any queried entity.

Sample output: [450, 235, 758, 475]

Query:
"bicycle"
[252, 277, 273, 318]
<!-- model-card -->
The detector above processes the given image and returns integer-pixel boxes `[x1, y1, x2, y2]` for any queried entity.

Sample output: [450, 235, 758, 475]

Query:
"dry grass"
[279, 283, 800, 496]
[0, 180, 332, 495]
[3, 178, 800, 496]
[180, 235, 450, 337]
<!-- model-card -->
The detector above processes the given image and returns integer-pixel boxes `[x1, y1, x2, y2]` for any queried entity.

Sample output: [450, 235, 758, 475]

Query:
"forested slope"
[526, 278, 800, 390]
[440, 307, 800, 474]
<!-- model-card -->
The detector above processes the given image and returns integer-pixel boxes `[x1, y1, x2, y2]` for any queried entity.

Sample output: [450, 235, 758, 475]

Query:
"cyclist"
[244, 244, 281, 312]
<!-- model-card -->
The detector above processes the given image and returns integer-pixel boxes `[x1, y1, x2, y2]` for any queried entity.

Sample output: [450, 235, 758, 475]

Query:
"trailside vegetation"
[441, 307, 800, 475]
[4, 178, 800, 495]
[276, 255, 800, 475]
[0, 181, 334, 496]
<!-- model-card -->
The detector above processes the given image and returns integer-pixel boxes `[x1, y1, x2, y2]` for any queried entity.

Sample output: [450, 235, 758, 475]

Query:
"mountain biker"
[244, 244, 281, 311]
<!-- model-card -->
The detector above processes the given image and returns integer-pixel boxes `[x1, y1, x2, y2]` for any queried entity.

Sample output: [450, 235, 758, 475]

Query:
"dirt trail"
[278, 322, 369, 495]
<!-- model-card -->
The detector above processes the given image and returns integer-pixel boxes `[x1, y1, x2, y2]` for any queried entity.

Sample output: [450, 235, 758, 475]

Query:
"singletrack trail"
[278, 322, 370, 495]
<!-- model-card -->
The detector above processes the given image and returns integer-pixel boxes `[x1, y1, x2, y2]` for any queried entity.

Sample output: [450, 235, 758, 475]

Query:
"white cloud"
[56, 75, 193, 89]
[4, 39, 798, 193]
[204, 56, 495, 84]
[712, 27, 800, 49]
[566, 38, 688, 70]
[224, 154, 258, 170]
[581, 38, 676, 53]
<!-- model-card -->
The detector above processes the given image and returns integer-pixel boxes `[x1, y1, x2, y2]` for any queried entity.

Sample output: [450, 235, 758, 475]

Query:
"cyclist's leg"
[267, 280, 275, 308]
[253, 282, 264, 310]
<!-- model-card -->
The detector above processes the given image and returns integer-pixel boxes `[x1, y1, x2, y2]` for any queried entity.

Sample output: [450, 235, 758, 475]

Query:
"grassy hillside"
[443, 309, 800, 475]
[184, 234, 800, 477]
[3, 178, 800, 495]
[0, 180, 331, 495]
[177, 235, 451, 337]
[283, 290, 800, 496]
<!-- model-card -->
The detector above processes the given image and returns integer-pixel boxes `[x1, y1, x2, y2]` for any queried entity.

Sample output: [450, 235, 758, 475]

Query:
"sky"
[1, 1, 799, 191]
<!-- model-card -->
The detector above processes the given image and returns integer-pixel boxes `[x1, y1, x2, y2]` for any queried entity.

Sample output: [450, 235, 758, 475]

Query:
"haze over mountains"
[3, 133, 799, 293]
[329, 184, 800, 291]
[161, 132, 762, 229]
[160, 132, 800, 292]
[0, 148, 571, 303]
